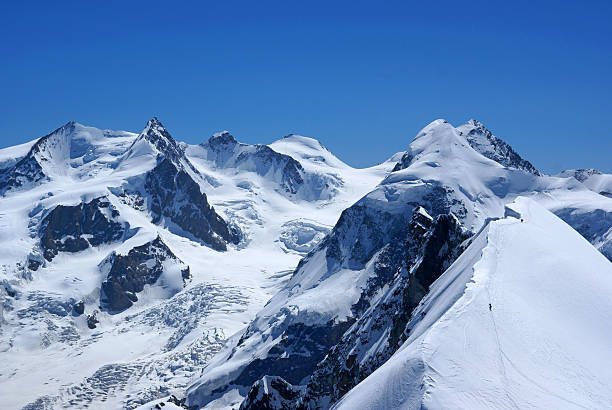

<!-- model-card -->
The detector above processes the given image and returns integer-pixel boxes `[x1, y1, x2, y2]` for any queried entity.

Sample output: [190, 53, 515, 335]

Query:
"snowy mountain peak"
[275, 134, 333, 158]
[139, 117, 180, 153]
[120, 117, 197, 175]
[206, 130, 238, 148]
[558, 168, 612, 198]
[391, 119, 541, 176]
[0, 121, 81, 191]
[392, 119, 467, 172]
[560, 168, 603, 182]
[270, 134, 349, 171]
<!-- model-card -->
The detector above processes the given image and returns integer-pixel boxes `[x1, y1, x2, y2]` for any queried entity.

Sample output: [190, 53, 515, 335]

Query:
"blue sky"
[1, 0, 610, 172]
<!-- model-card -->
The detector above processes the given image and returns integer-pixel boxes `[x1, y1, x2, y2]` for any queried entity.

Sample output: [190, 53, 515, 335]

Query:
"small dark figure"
[520, 218, 524, 222]
[489, 303, 492, 311]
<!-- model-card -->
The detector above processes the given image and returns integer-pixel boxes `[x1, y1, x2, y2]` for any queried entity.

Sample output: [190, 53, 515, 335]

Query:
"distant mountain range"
[0, 118, 610, 409]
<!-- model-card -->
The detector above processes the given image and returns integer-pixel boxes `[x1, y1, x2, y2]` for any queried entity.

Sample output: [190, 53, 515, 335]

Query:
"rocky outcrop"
[40, 197, 129, 261]
[144, 158, 240, 251]
[299, 211, 470, 408]
[99, 236, 190, 313]
[240, 376, 301, 410]
[458, 119, 540, 175]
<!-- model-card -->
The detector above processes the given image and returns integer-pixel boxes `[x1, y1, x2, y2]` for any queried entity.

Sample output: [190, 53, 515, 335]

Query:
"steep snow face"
[558, 168, 612, 198]
[335, 198, 612, 410]
[186, 119, 612, 409]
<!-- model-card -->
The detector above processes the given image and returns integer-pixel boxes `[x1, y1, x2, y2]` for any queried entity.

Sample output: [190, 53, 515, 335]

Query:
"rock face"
[393, 119, 540, 175]
[299, 211, 470, 408]
[100, 236, 190, 313]
[130, 117, 200, 176]
[144, 157, 240, 251]
[554, 207, 612, 261]
[240, 376, 301, 410]
[563, 168, 603, 182]
[457, 119, 540, 175]
[40, 197, 128, 261]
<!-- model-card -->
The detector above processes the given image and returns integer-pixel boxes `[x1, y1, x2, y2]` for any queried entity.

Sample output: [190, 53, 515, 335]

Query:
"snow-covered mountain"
[186, 119, 612, 409]
[558, 168, 612, 198]
[334, 198, 612, 410]
[0, 117, 610, 410]
[0, 118, 390, 409]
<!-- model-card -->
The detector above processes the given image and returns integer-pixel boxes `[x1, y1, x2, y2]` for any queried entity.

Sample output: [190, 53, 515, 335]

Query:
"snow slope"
[335, 198, 612, 410]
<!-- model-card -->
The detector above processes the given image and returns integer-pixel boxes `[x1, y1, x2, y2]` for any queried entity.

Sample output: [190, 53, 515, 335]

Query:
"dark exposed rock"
[39, 197, 128, 261]
[392, 120, 540, 176]
[73, 300, 85, 316]
[135, 118, 191, 169]
[391, 151, 413, 172]
[564, 168, 602, 183]
[100, 236, 190, 313]
[240, 376, 301, 410]
[188, 182, 474, 409]
[201, 131, 342, 200]
[554, 208, 612, 261]
[87, 311, 99, 329]
[120, 118, 240, 251]
[234, 319, 354, 389]
[459, 119, 541, 175]
[27, 258, 42, 271]
[144, 158, 240, 251]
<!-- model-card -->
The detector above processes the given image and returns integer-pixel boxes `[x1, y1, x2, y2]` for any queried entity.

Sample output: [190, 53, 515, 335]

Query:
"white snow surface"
[335, 198, 612, 410]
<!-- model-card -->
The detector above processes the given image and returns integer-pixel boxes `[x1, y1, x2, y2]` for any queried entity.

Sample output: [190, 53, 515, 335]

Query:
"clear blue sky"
[1, 0, 610, 172]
